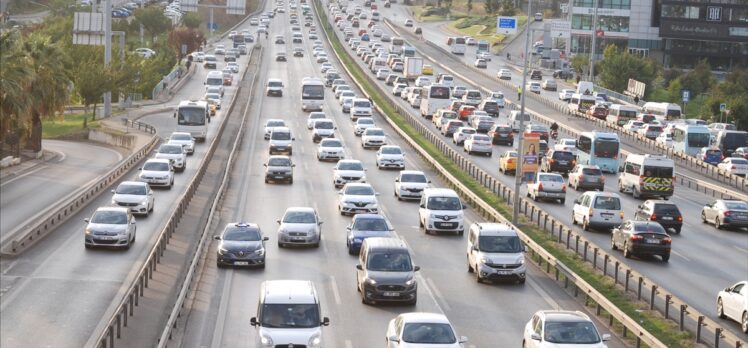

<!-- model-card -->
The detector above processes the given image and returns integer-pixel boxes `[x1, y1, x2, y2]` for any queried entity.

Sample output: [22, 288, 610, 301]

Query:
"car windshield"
[271, 131, 291, 140]
[283, 211, 316, 223]
[633, 222, 667, 234]
[366, 129, 384, 136]
[223, 226, 262, 241]
[479, 235, 522, 253]
[267, 120, 285, 127]
[724, 201, 748, 210]
[321, 140, 342, 147]
[158, 145, 183, 154]
[581, 168, 602, 175]
[91, 211, 128, 224]
[115, 184, 146, 195]
[367, 252, 412, 271]
[401, 173, 427, 183]
[260, 304, 320, 329]
[353, 218, 389, 231]
[316, 121, 334, 129]
[381, 147, 401, 155]
[427, 196, 461, 210]
[338, 162, 363, 170]
[268, 81, 283, 87]
[358, 119, 374, 125]
[354, 101, 371, 108]
[171, 133, 192, 141]
[544, 321, 601, 344]
[345, 185, 375, 195]
[653, 204, 680, 215]
[593, 196, 621, 210]
[268, 157, 291, 166]
[462, 129, 476, 134]
[206, 93, 221, 100]
[143, 162, 170, 171]
[730, 158, 748, 164]
[402, 323, 456, 344]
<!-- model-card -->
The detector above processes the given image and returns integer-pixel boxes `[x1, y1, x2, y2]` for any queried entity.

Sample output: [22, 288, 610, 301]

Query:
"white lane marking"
[527, 277, 561, 310]
[672, 250, 691, 262]
[425, 277, 452, 312]
[0, 166, 45, 186]
[1, 260, 18, 275]
[329, 275, 343, 305]
[734, 246, 748, 254]
[416, 273, 446, 315]
[344, 340, 353, 348]
[210, 267, 234, 348]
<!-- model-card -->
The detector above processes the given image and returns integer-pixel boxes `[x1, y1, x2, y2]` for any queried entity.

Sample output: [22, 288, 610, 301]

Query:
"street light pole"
[512, 0, 533, 225]
[587, 0, 599, 81]
[104, 0, 112, 118]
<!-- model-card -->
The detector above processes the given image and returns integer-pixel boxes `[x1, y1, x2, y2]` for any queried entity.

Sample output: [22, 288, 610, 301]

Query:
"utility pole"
[587, 0, 599, 82]
[513, 0, 533, 224]
[104, 0, 112, 118]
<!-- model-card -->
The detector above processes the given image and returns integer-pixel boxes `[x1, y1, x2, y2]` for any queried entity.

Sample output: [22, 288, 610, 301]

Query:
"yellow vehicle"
[204, 101, 217, 115]
[499, 150, 518, 175]
[422, 64, 433, 75]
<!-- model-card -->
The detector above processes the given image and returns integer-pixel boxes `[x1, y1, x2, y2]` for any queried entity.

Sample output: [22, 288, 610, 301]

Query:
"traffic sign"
[720, 103, 727, 112]
[550, 20, 571, 39]
[497, 16, 517, 35]
[681, 89, 690, 103]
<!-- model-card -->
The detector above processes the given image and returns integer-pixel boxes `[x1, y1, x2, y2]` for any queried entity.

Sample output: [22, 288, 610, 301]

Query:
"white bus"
[672, 124, 711, 157]
[606, 104, 638, 126]
[420, 84, 451, 118]
[301, 77, 325, 112]
[450, 37, 466, 55]
[389, 37, 404, 55]
[642, 102, 682, 121]
[175, 100, 209, 141]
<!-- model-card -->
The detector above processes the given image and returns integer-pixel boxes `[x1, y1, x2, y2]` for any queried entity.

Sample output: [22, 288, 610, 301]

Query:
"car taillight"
[639, 175, 644, 186]
[562, 184, 566, 192]
[620, 211, 624, 219]
[724, 211, 731, 217]
[662, 237, 672, 244]
[630, 235, 644, 241]
[571, 160, 576, 166]
[650, 213, 657, 220]
[676, 215, 683, 222]
[589, 208, 593, 216]
[732, 165, 737, 170]
[579, 175, 585, 181]
[538, 183, 544, 191]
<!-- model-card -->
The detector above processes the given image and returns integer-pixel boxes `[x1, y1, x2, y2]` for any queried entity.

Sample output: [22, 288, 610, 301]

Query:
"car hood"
[350, 230, 394, 239]
[279, 222, 318, 233]
[140, 169, 170, 177]
[535, 342, 607, 348]
[169, 140, 193, 147]
[88, 223, 128, 233]
[155, 153, 183, 160]
[319, 146, 344, 152]
[366, 270, 414, 284]
[220, 240, 263, 252]
[269, 139, 292, 146]
[112, 193, 147, 203]
[399, 182, 429, 190]
[356, 124, 374, 130]
[335, 170, 365, 177]
[314, 128, 335, 135]
[342, 194, 377, 204]
[257, 327, 321, 345]
[378, 154, 404, 161]
[479, 251, 523, 265]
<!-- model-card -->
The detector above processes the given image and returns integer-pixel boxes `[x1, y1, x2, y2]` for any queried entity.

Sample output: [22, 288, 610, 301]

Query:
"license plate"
[441, 223, 455, 227]
[234, 261, 249, 266]
[293, 237, 305, 242]
[601, 213, 613, 217]
[383, 292, 399, 297]
[275, 176, 286, 179]
[646, 239, 660, 244]
[497, 271, 512, 275]
[661, 217, 673, 220]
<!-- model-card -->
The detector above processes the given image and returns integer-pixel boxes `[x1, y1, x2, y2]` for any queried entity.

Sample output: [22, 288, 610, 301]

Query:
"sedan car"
[568, 164, 605, 191]
[623, 120, 645, 132]
[354, 117, 376, 136]
[414, 76, 431, 87]
[338, 183, 379, 215]
[138, 159, 174, 188]
[474, 58, 487, 69]
[264, 155, 294, 184]
[541, 79, 557, 91]
[362, 127, 387, 148]
[717, 281, 748, 333]
[276, 207, 323, 248]
[293, 47, 304, 57]
[154, 143, 187, 172]
[307, 112, 327, 129]
[214, 222, 268, 268]
[386, 312, 468, 347]
[464, 134, 492, 156]
[317, 138, 345, 161]
[376, 145, 405, 169]
[526, 81, 542, 94]
[558, 89, 574, 101]
[523, 310, 610, 348]
[611, 220, 671, 262]
[346, 214, 395, 254]
[487, 124, 514, 146]
[110, 181, 154, 216]
[167, 132, 195, 155]
[497, 69, 512, 80]
[263, 119, 287, 140]
[702, 199, 748, 230]
[333, 159, 367, 187]
[84, 207, 136, 249]
[499, 150, 519, 174]
[527, 173, 566, 204]
[718, 157, 748, 176]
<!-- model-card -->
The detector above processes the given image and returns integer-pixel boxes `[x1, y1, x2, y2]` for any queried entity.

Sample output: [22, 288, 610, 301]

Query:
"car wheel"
[559, 198, 565, 204]
[623, 242, 631, 258]
[718, 298, 726, 318]
[571, 212, 577, 225]
[742, 311, 748, 333]
[278, 241, 284, 248]
[582, 218, 589, 231]
[475, 266, 482, 283]
[715, 217, 723, 229]
[632, 187, 640, 199]
[661, 254, 670, 262]
[618, 181, 625, 193]
[265, 178, 269, 183]
[701, 211, 708, 223]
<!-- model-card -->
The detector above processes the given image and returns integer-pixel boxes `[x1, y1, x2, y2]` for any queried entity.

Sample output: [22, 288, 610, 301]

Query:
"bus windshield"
[687, 132, 711, 148]
[594, 138, 619, 158]
[178, 107, 206, 126]
[429, 86, 450, 99]
[620, 109, 637, 118]
[302, 85, 324, 100]
[667, 109, 681, 119]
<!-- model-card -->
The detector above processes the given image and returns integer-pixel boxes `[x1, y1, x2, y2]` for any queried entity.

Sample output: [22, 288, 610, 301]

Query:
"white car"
[386, 312, 468, 347]
[138, 158, 174, 188]
[463, 134, 492, 156]
[307, 112, 327, 129]
[264, 119, 287, 140]
[317, 138, 345, 161]
[319, 62, 333, 72]
[83, 207, 137, 249]
[338, 183, 379, 215]
[376, 69, 390, 80]
[341, 97, 355, 114]
[167, 132, 195, 154]
[452, 126, 477, 145]
[333, 159, 367, 188]
[362, 127, 387, 148]
[214, 44, 225, 55]
[622, 120, 645, 132]
[408, 92, 421, 108]
[554, 138, 577, 156]
[527, 173, 566, 204]
[395, 170, 431, 201]
[414, 76, 431, 87]
[204, 93, 222, 110]
[718, 157, 748, 176]
[497, 69, 512, 80]
[154, 143, 187, 172]
[655, 132, 673, 147]
[527, 81, 542, 94]
[477, 51, 492, 61]
[192, 51, 205, 62]
[226, 62, 239, 73]
[558, 89, 574, 101]
[135, 47, 156, 58]
[276, 207, 322, 248]
[717, 281, 748, 333]
[316, 54, 329, 63]
[474, 58, 487, 68]
[354, 117, 375, 136]
[312, 119, 336, 143]
[392, 83, 407, 96]
[111, 181, 154, 216]
[376, 145, 405, 169]
[523, 310, 610, 348]
[338, 91, 356, 104]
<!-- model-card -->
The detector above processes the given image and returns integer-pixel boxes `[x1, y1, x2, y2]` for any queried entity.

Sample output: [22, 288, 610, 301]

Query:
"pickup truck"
[527, 173, 566, 204]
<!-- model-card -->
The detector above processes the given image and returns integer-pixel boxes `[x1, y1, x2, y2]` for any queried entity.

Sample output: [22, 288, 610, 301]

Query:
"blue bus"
[671, 124, 711, 157]
[577, 132, 621, 173]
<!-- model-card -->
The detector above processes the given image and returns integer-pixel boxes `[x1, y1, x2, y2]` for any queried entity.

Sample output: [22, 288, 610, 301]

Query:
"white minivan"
[509, 110, 532, 133]
[205, 70, 225, 96]
[250, 280, 330, 347]
[466, 223, 526, 284]
[418, 188, 466, 235]
[571, 191, 624, 231]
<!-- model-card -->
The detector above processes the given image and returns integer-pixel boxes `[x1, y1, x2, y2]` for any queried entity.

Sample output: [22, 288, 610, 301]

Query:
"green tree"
[182, 12, 202, 30]
[499, 0, 516, 16]
[168, 27, 205, 59]
[703, 68, 748, 128]
[484, 0, 500, 15]
[569, 54, 588, 75]
[134, 7, 172, 43]
[596, 45, 659, 98]
[676, 59, 716, 98]
[0, 31, 31, 155]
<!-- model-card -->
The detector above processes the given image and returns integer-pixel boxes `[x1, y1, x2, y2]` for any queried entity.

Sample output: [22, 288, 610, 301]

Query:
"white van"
[370, 57, 387, 73]
[269, 127, 295, 155]
[509, 110, 532, 133]
[571, 191, 624, 231]
[205, 70, 225, 96]
[466, 223, 526, 284]
[250, 280, 330, 347]
[418, 188, 466, 235]
[618, 154, 675, 199]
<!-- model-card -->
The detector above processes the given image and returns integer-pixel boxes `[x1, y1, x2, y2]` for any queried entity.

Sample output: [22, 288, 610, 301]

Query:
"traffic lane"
[334, 18, 748, 331]
[0, 38, 258, 348]
[0, 139, 123, 241]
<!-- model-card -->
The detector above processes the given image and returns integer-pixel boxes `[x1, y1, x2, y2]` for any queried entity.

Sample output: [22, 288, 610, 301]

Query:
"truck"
[404, 57, 423, 80]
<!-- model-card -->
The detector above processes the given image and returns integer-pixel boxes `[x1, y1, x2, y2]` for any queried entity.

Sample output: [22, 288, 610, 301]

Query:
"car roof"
[399, 312, 450, 324]
[538, 310, 591, 322]
[284, 206, 315, 214]
[473, 223, 516, 236]
[119, 181, 148, 187]
[260, 280, 318, 304]
[95, 206, 130, 213]
[145, 158, 171, 164]
[399, 170, 425, 176]
[362, 236, 407, 250]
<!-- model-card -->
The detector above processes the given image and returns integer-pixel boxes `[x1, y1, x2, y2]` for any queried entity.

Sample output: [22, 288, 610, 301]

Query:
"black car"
[541, 150, 576, 175]
[530, 69, 542, 80]
[634, 200, 683, 234]
[479, 100, 500, 117]
[214, 222, 269, 268]
[487, 125, 513, 145]
[275, 52, 287, 61]
[611, 220, 671, 262]
[552, 69, 573, 79]
[293, 48, 304, 57]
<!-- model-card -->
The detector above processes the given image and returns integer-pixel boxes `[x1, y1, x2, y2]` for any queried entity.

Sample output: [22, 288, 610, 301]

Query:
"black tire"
[85, 244, 92, 249]
[289, 178, 293, 184]
[467, 256, 474, 273]
[661, 254, 670, 262]
[742, 311, 748, 333]
[701, 211, 708, 223]
[278, 241, 284, 248]
[611, 236, 618, 250]
[560, 198, 565, 204]
[715, 217, 723, 229]
[582, 218, 589, 231]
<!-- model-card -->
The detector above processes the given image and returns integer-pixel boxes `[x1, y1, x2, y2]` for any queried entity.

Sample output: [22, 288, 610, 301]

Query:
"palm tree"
[21, 33, 72, 152]
[0, 31, 31, 156]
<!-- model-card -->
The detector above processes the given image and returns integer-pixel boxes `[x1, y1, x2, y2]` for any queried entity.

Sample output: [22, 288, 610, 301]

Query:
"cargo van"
[418, 188, 466, 235]
[618, 154, 675, 199]
[250, 280, 330, 347]
[715, 130, 748, 157]
[572, 191, 624, 231]
[466, 223, 526, 283]
[205, 71, 225, 96]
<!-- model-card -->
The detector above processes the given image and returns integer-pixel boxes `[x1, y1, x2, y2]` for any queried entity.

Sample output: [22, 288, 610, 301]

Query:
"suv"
[264, 155, 295, 184]
[572, 191, 624, 231]
[478, 99, 500, 117]
[466, 223, 526, 284]
[541, 150, 576, 175]
[634, 200, 683, 234]
[419, 188, 466, 235]
[568, 164, 605, 191]
[356, 237, 420, 305]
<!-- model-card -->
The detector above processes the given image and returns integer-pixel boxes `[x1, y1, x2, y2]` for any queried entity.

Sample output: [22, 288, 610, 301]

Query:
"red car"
[458, 105, 476, 121]
[586, 106, 608, 120]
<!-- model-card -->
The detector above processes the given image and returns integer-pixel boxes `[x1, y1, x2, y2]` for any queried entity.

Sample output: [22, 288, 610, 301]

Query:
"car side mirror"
[250, 317, 258, 326]
[292, 164, 296, 167]
[263, 236, 269, 241]
[322, 317, 330, 326]
[356, 264, 364, 270]
[263, 164, 267, 167]
[602, 334, 611, 341]
[131, 220, 136, 224]
[276, 219, 281, 224]
[213, 235, 221, 240]
[419, 203, 425, 208]
[414, 266, 421, 272]
[346, 226, 352, 230]
[462, 203, 468, 210]
[387, 336, 400, 343]
[111, 189, 116, 193]
[292, 137, 296, 141]
[458, 336, 469, 343]
[394, 178, 400, 182]
[531, 333, 541, 341]
[472, 245, 479, 251]
[84, 218, 90, 223]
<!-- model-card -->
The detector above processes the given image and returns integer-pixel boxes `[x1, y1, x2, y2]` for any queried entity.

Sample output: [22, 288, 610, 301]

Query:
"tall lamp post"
[587, 0, 600, 81]
[512, 0, 534, 224]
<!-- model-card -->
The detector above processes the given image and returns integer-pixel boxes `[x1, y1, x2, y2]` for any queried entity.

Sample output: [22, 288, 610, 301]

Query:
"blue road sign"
[682, 89, 690, 103]
[499, 17, 516, 29]
[720, 103, 727, 112]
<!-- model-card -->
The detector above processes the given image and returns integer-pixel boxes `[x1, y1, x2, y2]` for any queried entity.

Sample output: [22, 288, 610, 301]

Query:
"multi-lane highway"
[327, 1, 748, 337]
[0, 31, 257, 347]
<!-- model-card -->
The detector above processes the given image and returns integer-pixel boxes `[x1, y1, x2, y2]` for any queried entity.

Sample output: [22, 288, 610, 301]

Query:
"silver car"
[702, 199, 748, 229]
[168, 132, 195, 155]
[264, 155, 294, 184]
[155, 143, 187, 172]
[138, 159, 174, 188]
[84, 206, 136, 249]
[276, 207, 323, 248]
[111, 181, 154, 216]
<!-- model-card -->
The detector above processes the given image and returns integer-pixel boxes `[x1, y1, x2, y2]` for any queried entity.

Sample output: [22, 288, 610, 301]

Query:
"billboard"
[520, 134, 540, 184]
[72, 12, 105, 45]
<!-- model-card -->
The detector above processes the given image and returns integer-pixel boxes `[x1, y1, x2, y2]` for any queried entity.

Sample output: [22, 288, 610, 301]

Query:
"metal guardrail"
[124, 118, 157, 134]
[330, 12, 746, 348]
[316, 2, 666, 347]
[386, 19, 748, 195]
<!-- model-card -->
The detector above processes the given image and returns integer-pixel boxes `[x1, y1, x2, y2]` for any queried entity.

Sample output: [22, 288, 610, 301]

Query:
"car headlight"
[141, 199, 149, 205]
[279, 228, 288, 235]
[85, 229, 93, 235]
[517, 257, 525, 265]
[308, 333, 322, 348]
[405, 278, 416, 286]
[218, 247, 229, 255]
[365, 278, 377, 286]
[259, 332, 274, 347]
[480, 257, 489, 264]
[255, 248, 265, 256]
[429, 214, 437, 218]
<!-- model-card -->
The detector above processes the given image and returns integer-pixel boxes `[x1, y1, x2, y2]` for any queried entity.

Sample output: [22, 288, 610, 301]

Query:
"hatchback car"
[346, 214, 395, 254]
[263, 119, 287, 140]
[338, 183, 379, 215]
[276, 207, 323, 248]
[167, 132, 194, 155]
[84, 207, 136, 249]
[307, 112, 327, 129]
[633, 200, 683, 234]
[138, 159, 174, 188]
[264, 155, 295, 184]
[542, 79, 557, 91]
[453, 127, 477, 145]
[111, 181, 154, 216]
[395, 170, 431, 201]
[155, 143, 187, 172]
[702, 199, 748, 230]
[464, 134, 492, 156]
[611, 220, 672, 261]
[487, 124, 514, 146]
[568, 164, 605, 191]
[499, 150, 519, 174]
[376, 145, 405, 169]
[354, 117, 375, 136]
[362, 127, 387, 148]
[214, 222, 268, 268]
[523, 310, 610, 348]
[386, 312, 468, 347]
[541, 150, 575, 175]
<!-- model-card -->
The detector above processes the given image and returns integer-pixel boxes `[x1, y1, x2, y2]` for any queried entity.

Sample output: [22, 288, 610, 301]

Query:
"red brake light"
[579, 175, 585, 181]
[562, 184, 567, 192]
[630, 235, 644, 241]
[724, 211, 731, 217]
[677, 215, 683, 222]
[650, 213, 657, 220]
[538, 183, 544, 191]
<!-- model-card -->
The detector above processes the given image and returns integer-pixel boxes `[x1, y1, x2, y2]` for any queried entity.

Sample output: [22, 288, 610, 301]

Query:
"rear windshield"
[724, 201, 748, 210]
[582, 168, 602, 175]
[593, 196, 621, 210]
[653, 204, 680, 215]
[552, 151, 574, 160]
[642, 166, 673, 178]
[633, 223, 666, 234]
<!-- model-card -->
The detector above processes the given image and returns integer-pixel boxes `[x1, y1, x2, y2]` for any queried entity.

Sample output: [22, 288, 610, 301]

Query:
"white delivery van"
[618, 154, 675, 199]
[572, 191, 624, 231]
[466, 223, 526, 284]
[418, 188, 466, 235]
[205, 70, 225, 96]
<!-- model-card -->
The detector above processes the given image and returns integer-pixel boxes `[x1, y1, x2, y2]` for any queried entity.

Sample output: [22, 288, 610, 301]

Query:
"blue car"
[112, 10, 127, 17]
[361, 34, 370, 42]
[346, 214, 395, 254]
